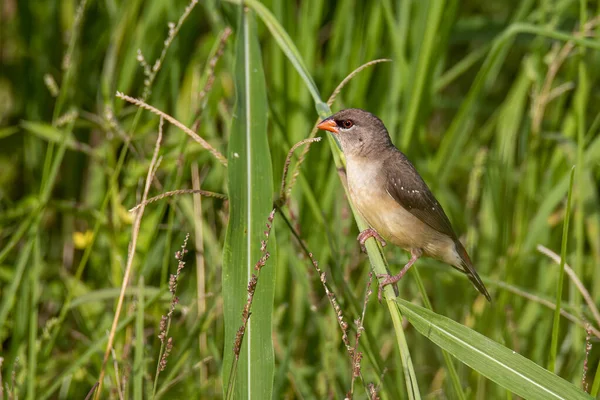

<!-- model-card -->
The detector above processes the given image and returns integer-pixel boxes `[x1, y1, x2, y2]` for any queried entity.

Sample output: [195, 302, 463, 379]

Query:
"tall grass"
[1, 0, 599, 398]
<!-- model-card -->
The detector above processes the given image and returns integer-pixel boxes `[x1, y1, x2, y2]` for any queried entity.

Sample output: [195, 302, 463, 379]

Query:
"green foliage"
[1, 0, 599, 399]
[222, 8, 275, 400]
[396, 298, 593, 399]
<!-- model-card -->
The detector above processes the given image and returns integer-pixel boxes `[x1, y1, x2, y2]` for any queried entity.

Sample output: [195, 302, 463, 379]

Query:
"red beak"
[317, 119, 338, 134]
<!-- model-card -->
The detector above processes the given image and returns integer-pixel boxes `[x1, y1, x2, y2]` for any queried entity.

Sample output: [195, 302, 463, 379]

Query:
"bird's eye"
[341, 120, 354, 129]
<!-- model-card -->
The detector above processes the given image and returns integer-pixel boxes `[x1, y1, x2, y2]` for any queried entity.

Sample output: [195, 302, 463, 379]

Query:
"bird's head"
[317, 108, 393, 158]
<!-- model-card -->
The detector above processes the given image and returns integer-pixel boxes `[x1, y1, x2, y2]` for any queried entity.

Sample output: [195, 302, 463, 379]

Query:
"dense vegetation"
[1, 0, 599, 398]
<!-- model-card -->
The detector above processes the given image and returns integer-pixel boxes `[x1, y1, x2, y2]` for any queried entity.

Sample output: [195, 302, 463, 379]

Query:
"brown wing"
[384, 151, 492, 301]
[383, 150, 457, 240]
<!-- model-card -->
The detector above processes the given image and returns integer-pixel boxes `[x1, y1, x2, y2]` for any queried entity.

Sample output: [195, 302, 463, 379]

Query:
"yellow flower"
[73, 230, 94, 249]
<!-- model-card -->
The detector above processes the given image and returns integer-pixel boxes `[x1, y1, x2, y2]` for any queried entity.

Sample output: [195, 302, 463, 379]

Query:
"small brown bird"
[317, 108, 491, 301]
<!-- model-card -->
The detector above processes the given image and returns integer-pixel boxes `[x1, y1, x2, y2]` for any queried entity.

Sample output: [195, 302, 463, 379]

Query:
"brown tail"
[455, 241, 491, 302]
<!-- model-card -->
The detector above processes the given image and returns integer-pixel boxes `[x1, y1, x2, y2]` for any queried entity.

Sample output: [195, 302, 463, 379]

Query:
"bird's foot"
[376, 248, 423, 302]
[357, 228, 386, 253]
[376, 273, 404, 302]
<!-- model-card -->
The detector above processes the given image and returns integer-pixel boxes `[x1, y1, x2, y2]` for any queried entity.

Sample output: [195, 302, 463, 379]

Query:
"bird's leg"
[377, 248, 423, 301]
[357, 228, 387, 253]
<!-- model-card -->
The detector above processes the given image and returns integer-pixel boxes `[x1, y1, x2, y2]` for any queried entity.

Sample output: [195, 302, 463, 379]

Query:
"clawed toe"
[376, 274, 395, 302]
[377, 281, 385, 302]
[357, 228, 386, 253]
[378, 274, 399, 287]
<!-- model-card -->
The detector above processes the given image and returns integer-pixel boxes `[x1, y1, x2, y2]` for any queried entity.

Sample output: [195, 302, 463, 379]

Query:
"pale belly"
[346, 159, 460, 266]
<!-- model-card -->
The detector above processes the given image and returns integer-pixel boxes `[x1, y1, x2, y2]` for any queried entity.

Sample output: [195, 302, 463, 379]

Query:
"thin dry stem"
[310, 252, 352, 351]
[110, 347, 124, 400]
[154, 356, 214, 399]
[368, 382, 380, 400]
[153, 233, 190, 396]
[232, 209, 276, 358]
[191, 27, 233, 132]
[84, 383, 99, 400]
[349, 272, 374, 398]
[116, 92, 227, 166]
[546, 82, 576, 103]
[128, 189, 227, 213]
[493, 279, 600, 339]
[226, 209, 276, 400]
[102, 106, 140, 157]
[0, 357, 3, 399]
[582, 324, 592, 392]
[537, 244, 600, 328]
[278, 137, 322, 203]
[61, 0, 88, 71]
[327, 59, 392, 108]
[138, 0, 199, 99]
[96, 117, 164, 398]
[120, 315, 133, 397]
[191, 164, 208, 383]
[10, 358, 17, 399]
[277, 207, 360, 361]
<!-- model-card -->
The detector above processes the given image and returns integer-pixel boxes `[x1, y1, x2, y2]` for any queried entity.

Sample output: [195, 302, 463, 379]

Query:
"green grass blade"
[548, 166, 575, 372]
[400, 0, 446, 149]
[21, 121, 84, 154]
[134, 277, 145, 400]
[237, 2, 421, 396]
[591, 360, 600, 396]
[396, 299, 594, 400]
[411, 267, 466, 400]
[522, 171, 570, 253]
[222, 8, 275, 400]
[0, 241, 33, 340]
[571, 60, 588, 356]
[26, 235, 41, 400]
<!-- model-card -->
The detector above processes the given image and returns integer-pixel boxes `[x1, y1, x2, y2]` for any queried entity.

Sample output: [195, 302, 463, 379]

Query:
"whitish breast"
[346, 157, 457, 262]
[346, 157, 402, 242]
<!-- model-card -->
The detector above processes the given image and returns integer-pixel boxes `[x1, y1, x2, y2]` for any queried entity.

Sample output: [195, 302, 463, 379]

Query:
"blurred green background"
[1, 0, 599, 398]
